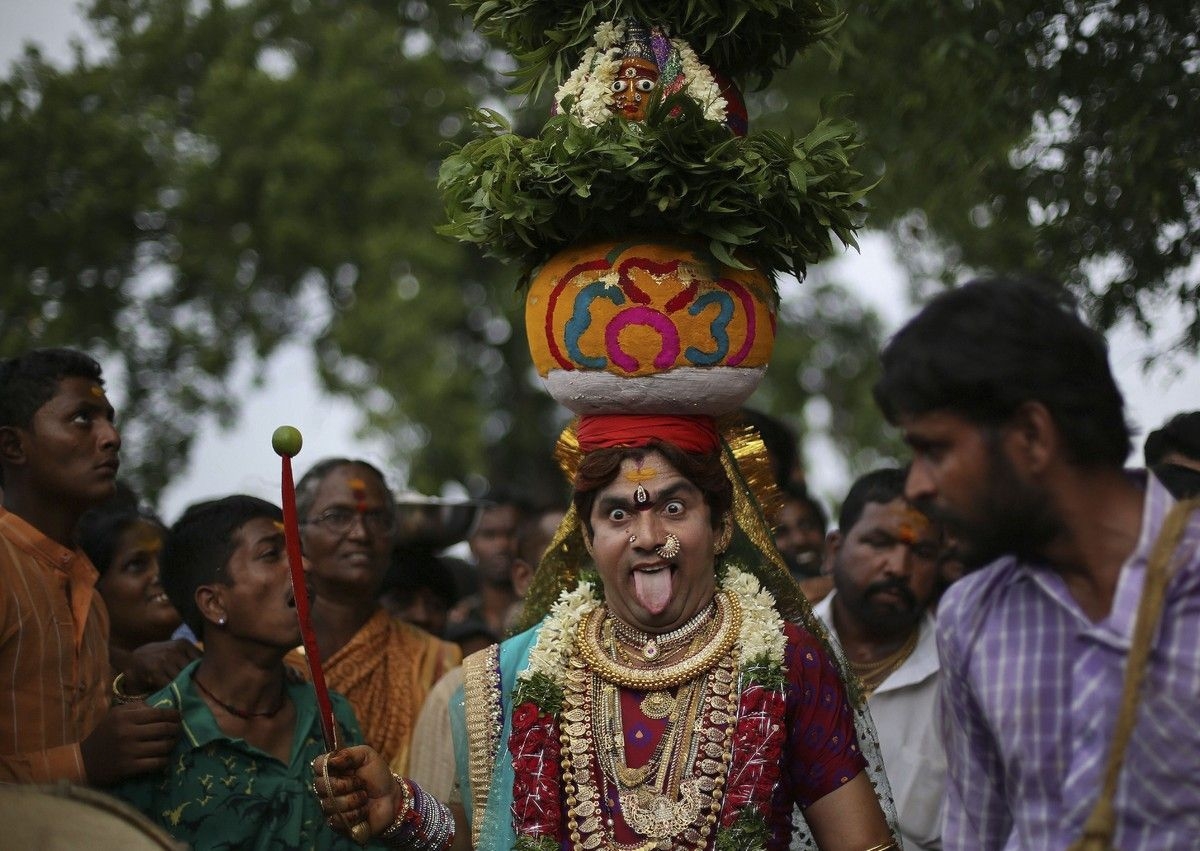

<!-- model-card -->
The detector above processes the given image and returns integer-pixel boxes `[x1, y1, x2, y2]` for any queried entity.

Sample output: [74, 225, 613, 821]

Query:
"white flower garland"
[672, 38, 728, 125]
[520, 579, 599, 685]
[722, 566, 787, 668]
[554, 21, 729, 128]
[521, 564, 786, 685]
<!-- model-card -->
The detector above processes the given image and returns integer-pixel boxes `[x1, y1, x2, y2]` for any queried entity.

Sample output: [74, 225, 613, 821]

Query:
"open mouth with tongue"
[631, 561, 677, 616]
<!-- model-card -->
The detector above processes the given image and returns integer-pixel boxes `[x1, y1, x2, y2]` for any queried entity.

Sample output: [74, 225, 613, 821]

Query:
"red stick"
[281, 454, 339, 751]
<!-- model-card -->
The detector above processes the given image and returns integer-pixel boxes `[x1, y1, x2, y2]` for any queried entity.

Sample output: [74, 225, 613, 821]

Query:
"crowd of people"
[2, 276, 1199, 849]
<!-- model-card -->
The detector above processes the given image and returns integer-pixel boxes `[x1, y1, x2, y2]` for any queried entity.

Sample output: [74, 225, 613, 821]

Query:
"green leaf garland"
[438, 95, 868, 289]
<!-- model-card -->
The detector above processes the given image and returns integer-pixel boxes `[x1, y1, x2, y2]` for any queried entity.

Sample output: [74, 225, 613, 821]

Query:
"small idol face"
[587, 450, 718, 633]
[609, 58, 659, 121]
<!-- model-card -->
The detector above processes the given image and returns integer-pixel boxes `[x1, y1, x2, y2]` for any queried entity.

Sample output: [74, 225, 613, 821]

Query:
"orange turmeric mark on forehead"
[89, 384, 104, 398]
[623, 466, 658, 485]
[347, 477, 368, 512]
[273, 520, 285, 532]
[135, 536, 163, 554]
[897, 506, 932, 544]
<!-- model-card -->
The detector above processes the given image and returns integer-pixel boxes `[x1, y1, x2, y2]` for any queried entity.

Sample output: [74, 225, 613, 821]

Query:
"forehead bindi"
[316, 468, 385, 509]
[232, 518, 285, 554]
[125, 523, 164, 553]
[43, 377, 112, 412]
[859, 500, 933, 541]
[600, 456, 694, 507]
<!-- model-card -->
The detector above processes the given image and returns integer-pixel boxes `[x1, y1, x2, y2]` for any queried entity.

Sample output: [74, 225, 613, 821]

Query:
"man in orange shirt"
[0, 348, 179, 784]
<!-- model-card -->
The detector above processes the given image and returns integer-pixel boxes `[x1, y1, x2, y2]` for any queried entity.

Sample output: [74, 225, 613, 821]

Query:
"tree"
[1, 0, 530, 498]
[11, 0, 1185, 502]
[765, 0, 1200, 345]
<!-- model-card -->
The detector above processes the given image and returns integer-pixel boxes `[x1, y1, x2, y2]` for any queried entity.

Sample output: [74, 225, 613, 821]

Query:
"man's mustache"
[865, 577, 916, 609]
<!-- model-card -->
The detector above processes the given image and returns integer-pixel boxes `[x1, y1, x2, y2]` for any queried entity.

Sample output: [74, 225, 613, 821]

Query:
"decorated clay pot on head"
[525, 239, 776, 415]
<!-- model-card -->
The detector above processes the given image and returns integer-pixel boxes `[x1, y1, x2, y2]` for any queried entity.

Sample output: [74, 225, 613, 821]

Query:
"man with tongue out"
[312, 415, 898, 851]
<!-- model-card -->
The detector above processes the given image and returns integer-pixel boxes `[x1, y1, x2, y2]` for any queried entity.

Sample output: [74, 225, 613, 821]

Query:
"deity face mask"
[610, 57, 659, 121]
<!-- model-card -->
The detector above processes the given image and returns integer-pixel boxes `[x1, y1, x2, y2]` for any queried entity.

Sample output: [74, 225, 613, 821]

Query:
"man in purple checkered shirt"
[873, 276, 1200, 850]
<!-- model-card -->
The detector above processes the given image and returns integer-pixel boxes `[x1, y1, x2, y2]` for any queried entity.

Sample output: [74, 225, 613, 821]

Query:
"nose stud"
[656, 533, 680, 560]
[628, 534, 637, 544]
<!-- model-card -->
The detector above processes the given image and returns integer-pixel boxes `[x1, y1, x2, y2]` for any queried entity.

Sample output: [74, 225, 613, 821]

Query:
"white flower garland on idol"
[555, 21, 729, 128]
[672, 37, 728, 125]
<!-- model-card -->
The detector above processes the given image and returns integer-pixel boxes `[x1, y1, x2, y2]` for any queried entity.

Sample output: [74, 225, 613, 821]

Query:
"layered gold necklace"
[561, 592, 741, 850]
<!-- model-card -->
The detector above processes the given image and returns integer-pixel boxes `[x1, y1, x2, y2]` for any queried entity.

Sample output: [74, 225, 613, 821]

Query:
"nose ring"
[656, 533, 680, 560]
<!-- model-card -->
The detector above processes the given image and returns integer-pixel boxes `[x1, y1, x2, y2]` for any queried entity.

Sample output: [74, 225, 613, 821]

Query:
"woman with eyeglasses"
[287, 458, 461, 775]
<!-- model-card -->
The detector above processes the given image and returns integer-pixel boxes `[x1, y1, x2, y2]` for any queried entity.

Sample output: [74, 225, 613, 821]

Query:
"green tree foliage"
[8, 0, 1187, 502]
[1, 0, 548, 499]
[767, 0, 1199, 344]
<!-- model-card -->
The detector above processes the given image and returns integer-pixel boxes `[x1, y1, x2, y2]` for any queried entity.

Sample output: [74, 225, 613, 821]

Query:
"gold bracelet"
[379, 772, 414, 842]
[111, 672, 150, 705]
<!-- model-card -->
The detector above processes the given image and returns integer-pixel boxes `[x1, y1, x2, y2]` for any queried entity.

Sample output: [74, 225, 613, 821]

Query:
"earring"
[217, 616, 226, 626]
[656, 533, 681, 560]
[582, 530, 596, 560]
[715, 516, 733, 555]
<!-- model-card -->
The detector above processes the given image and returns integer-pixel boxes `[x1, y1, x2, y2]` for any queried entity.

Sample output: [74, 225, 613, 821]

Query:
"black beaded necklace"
[194, 674, 287, 720]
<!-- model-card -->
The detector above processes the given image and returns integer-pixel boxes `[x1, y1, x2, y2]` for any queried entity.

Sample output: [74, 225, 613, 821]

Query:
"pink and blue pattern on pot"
[525, 240, 777, 415]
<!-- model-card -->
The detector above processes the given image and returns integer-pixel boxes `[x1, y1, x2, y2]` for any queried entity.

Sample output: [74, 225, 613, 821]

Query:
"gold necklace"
[848, 628, 919, 697]
[576, 591, 741, 691]
[612, 600, 717, 662]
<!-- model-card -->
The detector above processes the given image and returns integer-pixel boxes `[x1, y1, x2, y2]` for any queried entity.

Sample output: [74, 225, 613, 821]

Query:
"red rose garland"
[509, 702, 562, 840]
[722, 684, 787, 824]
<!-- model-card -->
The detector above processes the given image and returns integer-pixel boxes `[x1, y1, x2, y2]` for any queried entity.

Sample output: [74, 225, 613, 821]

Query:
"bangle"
[861, 844, 900, 851]
[380, 773, 413, 842]
[378, 776, 455, 850]
[112, 672, 149, 705]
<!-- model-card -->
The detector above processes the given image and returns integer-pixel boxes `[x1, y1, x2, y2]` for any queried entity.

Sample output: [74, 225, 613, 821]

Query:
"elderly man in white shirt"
[812, 467, 946, 851]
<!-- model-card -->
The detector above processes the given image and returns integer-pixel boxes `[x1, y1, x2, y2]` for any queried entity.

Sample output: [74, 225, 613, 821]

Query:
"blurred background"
[2, 0, 1197, 520]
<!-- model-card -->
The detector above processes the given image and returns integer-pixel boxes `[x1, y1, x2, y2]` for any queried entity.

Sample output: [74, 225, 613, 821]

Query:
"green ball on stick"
[272, 425, 303, 457]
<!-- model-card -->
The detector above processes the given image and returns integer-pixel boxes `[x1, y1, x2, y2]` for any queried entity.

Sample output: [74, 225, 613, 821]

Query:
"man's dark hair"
[572, 440, 732, 535]
[477, 485, 534, 519]
[385, 545, 459, 610]
[160, 495, 282, 636]
[837, 467, 908, 534]
[1144, 411, 1200, 466]
[0, 347, 104, 430]
[295, 457, 393, 519]
[874, 277, 1131, 468]
[779, 481, 827, 532]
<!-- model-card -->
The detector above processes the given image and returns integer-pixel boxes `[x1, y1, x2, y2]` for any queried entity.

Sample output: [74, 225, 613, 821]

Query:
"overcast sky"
[4, 0, 1197, 521]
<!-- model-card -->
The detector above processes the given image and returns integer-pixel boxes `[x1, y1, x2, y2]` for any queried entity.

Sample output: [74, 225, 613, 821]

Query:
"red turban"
[576, 414, 719, 454]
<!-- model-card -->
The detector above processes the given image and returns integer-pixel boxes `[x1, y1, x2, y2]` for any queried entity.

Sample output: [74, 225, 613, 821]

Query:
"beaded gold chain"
[611, 599, 717, 662]
[575, 591, 741, 691]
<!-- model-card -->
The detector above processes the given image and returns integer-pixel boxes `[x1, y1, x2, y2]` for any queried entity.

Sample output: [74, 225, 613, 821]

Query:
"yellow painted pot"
[525, 240, 777, 414]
